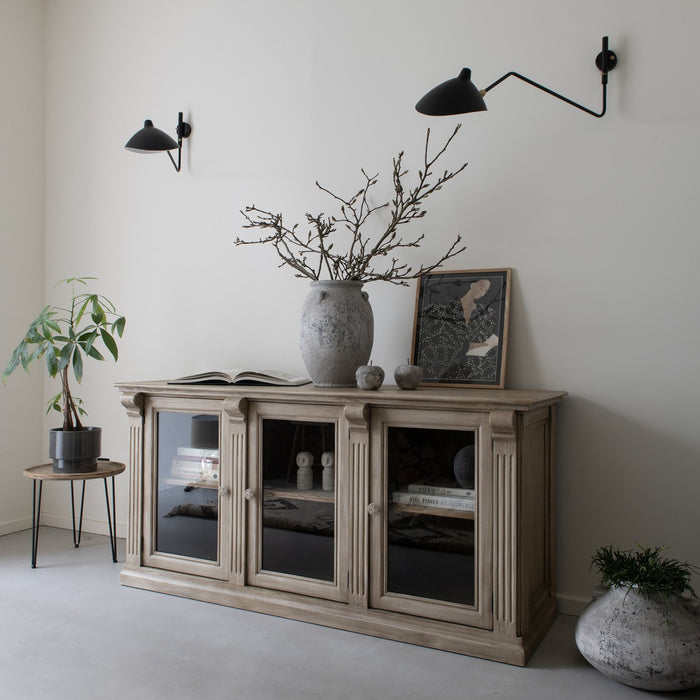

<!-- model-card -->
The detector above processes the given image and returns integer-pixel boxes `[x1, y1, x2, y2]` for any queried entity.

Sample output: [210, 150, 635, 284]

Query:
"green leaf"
[86, 346, 105, 361]
[20, 350, 31, 372]
[92, 297, 106, 325]
[75, 297, 92, 326]
[72, 348, 83, 382]
[111, 317, 126, 338]
[3, 350, 20, 382]
[100, 329, 118, 361]
[37, 305, 55, 321]
[30, 342, 48, 363]
[45, 390, 62, 415]
[41, 321, 54, 339]
[58, 276, 92, 287]
[26, 328, 43, 344]
[78, 330, 98, 355]
[46, 319, 61, 334]
[57, 344, 73, 373]
[98, 295, 116, 314]
[46, 345, 58, 376]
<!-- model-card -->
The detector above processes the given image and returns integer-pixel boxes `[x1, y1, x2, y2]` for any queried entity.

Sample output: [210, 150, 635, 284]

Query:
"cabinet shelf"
[163, 478, 219, 490]
[264, 479, 334, 503]
[187, 480, 219, 490]
[390, 503, 475, 520]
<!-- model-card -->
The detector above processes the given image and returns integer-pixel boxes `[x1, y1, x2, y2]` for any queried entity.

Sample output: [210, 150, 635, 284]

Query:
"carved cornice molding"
[490, 409, 517, 440]
[223, 397, 248, 423]
[120, 391, 144, 418]
[344, 402, 370, 432]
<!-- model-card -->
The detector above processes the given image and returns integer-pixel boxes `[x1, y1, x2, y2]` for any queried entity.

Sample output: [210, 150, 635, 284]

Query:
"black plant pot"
[49, 427, 102, 474]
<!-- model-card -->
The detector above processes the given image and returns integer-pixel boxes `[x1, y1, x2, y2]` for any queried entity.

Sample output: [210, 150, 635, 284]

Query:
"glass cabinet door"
[370, 408, 492, 628]
[143, 402, 228, 579]
[247, 403, 347, 602]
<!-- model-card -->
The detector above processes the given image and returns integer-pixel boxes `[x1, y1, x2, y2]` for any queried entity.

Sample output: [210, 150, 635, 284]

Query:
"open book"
[168, 368, 311, 387]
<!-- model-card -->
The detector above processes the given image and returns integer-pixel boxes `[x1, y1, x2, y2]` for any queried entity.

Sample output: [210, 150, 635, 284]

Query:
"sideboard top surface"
[115, 380, 566, 412]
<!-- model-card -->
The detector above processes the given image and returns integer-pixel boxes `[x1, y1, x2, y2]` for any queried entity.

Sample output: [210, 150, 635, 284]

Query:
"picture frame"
[411, 268, 511, 388]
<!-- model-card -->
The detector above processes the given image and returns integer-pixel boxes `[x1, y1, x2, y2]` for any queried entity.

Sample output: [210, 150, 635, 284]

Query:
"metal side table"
[22, 460, 126, 568]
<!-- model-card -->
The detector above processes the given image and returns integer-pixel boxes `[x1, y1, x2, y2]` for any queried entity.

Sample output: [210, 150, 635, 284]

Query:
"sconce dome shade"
[124, 119, 179, 153]
[416, 68, 487, 116]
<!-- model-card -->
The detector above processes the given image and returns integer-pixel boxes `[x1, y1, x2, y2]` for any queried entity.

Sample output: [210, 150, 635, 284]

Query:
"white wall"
[25, 0, 700, 609]
[0, 0, 45, 535]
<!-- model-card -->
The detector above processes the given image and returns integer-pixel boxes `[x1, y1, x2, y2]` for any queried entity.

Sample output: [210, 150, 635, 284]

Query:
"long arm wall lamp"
[416, 36, 617, 118]
[125, 111, 192, 172]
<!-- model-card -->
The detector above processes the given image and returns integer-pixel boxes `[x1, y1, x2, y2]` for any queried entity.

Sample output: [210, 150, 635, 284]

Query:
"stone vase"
[575, 585, 700, 691]
[299, 280, 373, 387]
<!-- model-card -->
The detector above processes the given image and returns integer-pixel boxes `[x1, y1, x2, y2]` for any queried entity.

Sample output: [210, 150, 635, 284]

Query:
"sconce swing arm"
[481, 37, 617, 118]
[416, 36, 618, 118]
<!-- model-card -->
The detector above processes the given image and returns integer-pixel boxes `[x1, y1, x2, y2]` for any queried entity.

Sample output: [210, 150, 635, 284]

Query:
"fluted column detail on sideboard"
[490, 409, 519, 638]
[345, 402, 370, 606]
[120, 391, 144, 566]
[223, 397, 248, 582]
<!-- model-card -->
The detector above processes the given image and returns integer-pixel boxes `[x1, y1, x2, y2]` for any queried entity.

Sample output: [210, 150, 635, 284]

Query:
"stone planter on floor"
[575, 585, 700, 691]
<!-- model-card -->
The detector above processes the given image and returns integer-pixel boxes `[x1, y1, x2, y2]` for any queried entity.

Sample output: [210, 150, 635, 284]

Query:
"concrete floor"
[1, 527, 697, 700]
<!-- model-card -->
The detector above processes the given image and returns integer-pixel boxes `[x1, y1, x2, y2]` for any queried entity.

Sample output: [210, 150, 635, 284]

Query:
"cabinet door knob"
[244, 488, 255, 502]
[218, 486, 230, 497]
[367, 502, 379, 516]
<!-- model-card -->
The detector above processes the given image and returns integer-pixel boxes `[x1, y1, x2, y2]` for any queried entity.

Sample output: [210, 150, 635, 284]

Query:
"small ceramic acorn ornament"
[355, 361, 385, 390]
[394, 358, 423, 390]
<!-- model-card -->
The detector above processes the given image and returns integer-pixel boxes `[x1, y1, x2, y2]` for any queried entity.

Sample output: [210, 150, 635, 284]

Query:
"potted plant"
[3, 277, 125, 473]
[575, 544, 700, 691]
[236, 126, 468, 387]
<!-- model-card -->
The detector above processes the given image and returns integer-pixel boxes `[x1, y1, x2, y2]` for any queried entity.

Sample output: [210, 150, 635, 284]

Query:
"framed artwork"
[411, 268, 511, 388]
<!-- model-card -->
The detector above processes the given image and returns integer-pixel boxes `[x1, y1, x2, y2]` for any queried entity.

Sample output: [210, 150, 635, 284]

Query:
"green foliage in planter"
[591, 544, 698, 599]
[2, 277, 125, 431]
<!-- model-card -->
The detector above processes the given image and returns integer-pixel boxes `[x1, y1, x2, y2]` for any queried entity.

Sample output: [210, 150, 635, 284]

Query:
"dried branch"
[236, 126, 468, 285]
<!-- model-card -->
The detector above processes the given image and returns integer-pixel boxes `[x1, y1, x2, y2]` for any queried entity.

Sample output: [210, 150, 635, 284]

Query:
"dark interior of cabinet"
[260, 418, 336, 582]
[156, 486, 218, 561]
[386, 426, 476, 606]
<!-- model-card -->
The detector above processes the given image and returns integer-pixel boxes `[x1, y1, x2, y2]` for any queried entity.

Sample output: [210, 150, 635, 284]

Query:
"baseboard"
[39, 512, 127, 539]
[0, 516, 32, 536]
[556, 593, 591, 617]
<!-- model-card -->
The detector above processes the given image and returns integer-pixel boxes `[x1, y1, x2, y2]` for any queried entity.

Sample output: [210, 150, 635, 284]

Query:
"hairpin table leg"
[70, 480, 87, 548]
[30, 480, 43, 568]
[104, 476, 118, 562]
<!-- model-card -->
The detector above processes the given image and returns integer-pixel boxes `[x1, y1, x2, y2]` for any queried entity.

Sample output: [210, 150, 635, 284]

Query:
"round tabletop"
[23, 460, 126, 481]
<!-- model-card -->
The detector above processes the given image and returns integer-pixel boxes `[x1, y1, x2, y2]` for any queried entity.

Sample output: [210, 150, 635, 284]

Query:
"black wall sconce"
[124, 112, 192, 172]
[416, 36, 617, 118]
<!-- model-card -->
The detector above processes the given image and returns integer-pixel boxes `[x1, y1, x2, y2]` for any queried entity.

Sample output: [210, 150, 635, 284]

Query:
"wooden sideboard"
[117, 380, 565, 666]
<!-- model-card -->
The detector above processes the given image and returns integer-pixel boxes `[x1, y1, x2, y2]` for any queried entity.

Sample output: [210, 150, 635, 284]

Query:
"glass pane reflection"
[156, 413, 219, 561]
